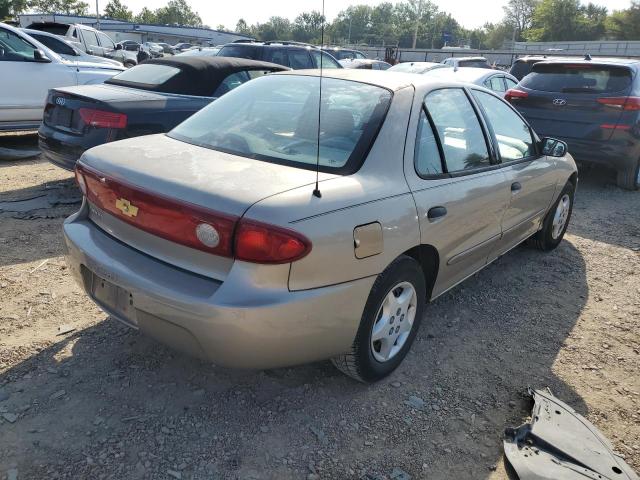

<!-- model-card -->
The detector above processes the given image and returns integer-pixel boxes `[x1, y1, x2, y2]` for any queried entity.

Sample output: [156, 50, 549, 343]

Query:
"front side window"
[81, 29, 100, 50]
[212, 71, 250, 97]
[355, 52, 366, 59]
[97, 32, 115, 49]
[32, 34, 75, 56]
[425, 88, 490, 172]
[473, 90, 535, 162]
[0, 28, 37, 61]
[414, 109, 443, 176]
[169, 75, 392, 173]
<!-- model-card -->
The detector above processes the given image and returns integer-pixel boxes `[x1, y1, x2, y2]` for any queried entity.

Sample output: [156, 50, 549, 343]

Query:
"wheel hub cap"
[370, 281, 418, 363]
[551, 194, 571, 240]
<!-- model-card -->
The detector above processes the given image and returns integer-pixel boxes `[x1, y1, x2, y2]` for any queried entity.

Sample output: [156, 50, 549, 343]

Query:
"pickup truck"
[26, 22, 137, 67]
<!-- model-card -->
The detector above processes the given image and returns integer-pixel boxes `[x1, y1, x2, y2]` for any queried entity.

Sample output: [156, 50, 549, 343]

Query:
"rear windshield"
[459, 60, 490, 68]
[108, 64, 181, 86]
[521, 64, 632, 94]
[217, 45, 258, 59]
[169, 75, 392, 173]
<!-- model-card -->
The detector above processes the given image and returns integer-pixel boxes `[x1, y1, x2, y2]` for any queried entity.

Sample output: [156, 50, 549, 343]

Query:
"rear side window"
[108, 64, 180, 85]
[414, 109, 443, 176]
[217, 45, 258, 59]
[263, 48, 287, 66]
[288, 49, 313, 69]
[473, 90, 535, 162]
[487, 76, 506, 92]
[425, 89, 490, 172]
[505, 77, 517, 89]
[310, 50, 340, 69]
[521, 64, 632, 94]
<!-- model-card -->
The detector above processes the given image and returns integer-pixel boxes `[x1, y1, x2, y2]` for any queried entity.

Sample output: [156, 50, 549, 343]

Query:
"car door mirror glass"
[115, 43, 122, 50]
[541, 137, 567, 157]
[33, 49, 51, 62]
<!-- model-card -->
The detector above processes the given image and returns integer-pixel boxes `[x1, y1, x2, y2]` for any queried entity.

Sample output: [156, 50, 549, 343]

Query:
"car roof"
[275, 68, 490, 92]
[424, 66, 510, 83]
[533, 57, 640, 67]
[222, 41, 318, 50]
[106, 56, 289, 96]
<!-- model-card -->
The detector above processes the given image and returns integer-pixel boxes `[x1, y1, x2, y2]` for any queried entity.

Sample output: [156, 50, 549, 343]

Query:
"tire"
[616, 159, 640, 190]
[331, 255, 426, 383]
[529, 181, 575, 251]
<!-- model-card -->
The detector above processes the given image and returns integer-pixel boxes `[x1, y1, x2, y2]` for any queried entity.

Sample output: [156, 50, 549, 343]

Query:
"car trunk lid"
[508, 63, 633, 142]
[78, 134, 333, 280]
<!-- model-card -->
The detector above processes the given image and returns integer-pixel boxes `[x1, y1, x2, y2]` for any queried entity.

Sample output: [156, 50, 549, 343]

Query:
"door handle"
[427, 206, 447, 221]
[511, 182, 522, 193]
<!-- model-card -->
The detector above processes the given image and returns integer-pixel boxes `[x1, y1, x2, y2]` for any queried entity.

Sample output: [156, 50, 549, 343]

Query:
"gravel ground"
[0, 134, 639, 480]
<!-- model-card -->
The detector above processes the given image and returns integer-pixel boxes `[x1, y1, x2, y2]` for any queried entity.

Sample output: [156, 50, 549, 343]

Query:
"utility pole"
[96, 0, 100, 29]
[412, 0, 424, 49]
[348, 16, 352, 45]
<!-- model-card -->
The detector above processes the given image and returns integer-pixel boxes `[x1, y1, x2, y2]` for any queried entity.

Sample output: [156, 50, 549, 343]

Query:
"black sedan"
[39, 56, 287, 170]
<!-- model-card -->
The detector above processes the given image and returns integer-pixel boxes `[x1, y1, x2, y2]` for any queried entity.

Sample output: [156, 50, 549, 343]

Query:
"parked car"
[506, 58, 640, 189]
[217, 41, 342, 69]
[339, 58, 391, 70]
[0, 22, 123, 132]
[39, 56, 287, 170]
[387, 61, 450, 74]
[173, 42, 193, 52]
[321, 46, 366, 60]
[66, 69, 577, 382]
[425, 67, 519, 93]
[143, 42, 164, 58]
[26, 22, 132, 66]
[442, 56, 493, 69]
[21, 28, 123, 67]
[510, 56, 549, 81]
[156, 42, 175, 55]
[176, 46, 221, 57]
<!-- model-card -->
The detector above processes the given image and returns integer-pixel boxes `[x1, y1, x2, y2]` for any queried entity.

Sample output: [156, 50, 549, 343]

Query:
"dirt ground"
[0, 133, 638, 480]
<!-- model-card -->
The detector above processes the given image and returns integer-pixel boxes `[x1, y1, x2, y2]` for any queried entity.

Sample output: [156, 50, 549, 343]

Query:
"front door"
[471, 89, 558, 258]
[405, 88, 510, 298]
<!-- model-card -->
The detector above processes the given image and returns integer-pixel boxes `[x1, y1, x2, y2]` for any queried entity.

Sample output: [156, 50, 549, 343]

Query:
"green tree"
[526, 0, 606, 41]
[606, 1, 640, 40]
[503, 0, 538, 39]
[1, 0, 29, 20]
[29, 0, 89, 15]
[135, 6, 156, 23]
[292, 11, 324, 43]
[103, 0, 132, 21]
[154, 0, 202, 26]
[256, 16, 292, 41]
[235, 18, 251, 35]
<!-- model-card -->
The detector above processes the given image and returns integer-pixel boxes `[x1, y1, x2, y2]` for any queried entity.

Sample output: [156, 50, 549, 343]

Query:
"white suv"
[0, 22, 124, 132]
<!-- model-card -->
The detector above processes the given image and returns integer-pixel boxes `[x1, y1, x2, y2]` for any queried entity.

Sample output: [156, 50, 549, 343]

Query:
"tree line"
[2, 0, 640, 47]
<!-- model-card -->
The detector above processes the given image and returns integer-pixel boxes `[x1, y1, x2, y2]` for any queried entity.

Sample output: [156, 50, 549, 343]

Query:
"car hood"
[79, 134, 336, 217]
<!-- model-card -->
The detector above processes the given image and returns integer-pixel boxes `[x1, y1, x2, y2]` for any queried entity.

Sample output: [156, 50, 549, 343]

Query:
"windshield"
[169, 75, 392, 173]
[521, 64, 632, 94]
[389, 62, 441, 73]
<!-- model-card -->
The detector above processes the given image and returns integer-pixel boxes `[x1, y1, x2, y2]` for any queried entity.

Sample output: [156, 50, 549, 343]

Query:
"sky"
[115, 0, 634, 30]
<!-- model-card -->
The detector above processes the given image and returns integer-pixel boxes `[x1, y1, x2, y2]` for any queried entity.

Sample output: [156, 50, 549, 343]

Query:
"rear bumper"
[63, 203, 373, 369]
[38, 124, 104, 171]
[555, 136, 640, 172]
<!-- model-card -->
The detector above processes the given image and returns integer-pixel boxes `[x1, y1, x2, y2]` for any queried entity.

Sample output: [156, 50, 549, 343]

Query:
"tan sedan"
[65, 70, 577, 382]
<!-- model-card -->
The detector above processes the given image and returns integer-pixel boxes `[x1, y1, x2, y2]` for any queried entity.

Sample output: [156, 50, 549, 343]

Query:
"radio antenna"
[312, 0, 325, 199]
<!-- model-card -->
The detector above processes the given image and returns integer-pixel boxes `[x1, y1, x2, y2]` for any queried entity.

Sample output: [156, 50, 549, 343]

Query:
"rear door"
[510, 63, 633, 142]
[80, 28, 104, 57]
[97, 32, 119, 61]
[406, 87, 509, 297]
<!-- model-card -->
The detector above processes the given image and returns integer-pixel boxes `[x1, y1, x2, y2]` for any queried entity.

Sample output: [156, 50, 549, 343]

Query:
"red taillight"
[76, 163, 236, 256]
[76, 163, 312, 263]
[600, 123, 632, 131]
[79, 108, 127, 129]
[75, 167, 87, 195]
[235, 219, 311, 264]
[596, 97, 640, 111]
[505, 89, 528, 102]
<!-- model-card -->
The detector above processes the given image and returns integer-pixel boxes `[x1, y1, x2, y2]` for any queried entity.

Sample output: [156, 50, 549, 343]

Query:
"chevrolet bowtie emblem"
[115, 198, 139, 217]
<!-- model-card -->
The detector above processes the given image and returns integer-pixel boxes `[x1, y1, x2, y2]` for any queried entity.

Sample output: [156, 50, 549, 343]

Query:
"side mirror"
[541, 137, 568, 157]
[115, 43, 122, 50]
[33, 49, 51, 63]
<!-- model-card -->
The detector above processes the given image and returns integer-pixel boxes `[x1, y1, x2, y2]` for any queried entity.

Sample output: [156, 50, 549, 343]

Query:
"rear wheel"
[529, 181, 575, 251]
[332, 255, 426, 383]
[616, 159, 640, 190]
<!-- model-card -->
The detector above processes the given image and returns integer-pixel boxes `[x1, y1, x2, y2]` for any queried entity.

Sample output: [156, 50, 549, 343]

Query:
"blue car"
[506, 57, 640, 190]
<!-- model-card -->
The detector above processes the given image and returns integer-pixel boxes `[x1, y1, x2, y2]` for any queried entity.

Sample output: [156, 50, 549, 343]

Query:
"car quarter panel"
[244, 86, 421, 291]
